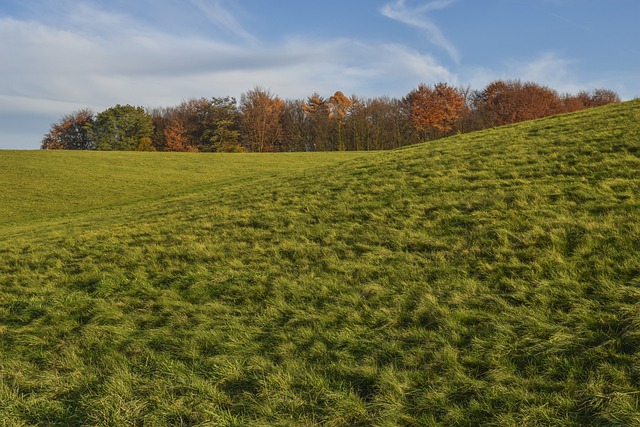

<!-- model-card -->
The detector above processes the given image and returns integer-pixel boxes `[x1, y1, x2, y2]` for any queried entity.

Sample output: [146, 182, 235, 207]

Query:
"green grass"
[1, 100, 640, 425]
[0, 150, 370, 226]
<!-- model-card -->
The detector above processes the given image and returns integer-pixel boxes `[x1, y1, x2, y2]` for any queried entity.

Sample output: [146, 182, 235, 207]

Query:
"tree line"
[41, 80, 620, 152]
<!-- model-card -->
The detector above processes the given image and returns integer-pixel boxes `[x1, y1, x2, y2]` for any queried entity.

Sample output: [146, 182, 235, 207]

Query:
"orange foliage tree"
[328, 91, 353, 150]
[406, 83, 465, 140]
[561, 91, 591, 113]
[240, 87, 285, 152]
[41, 82, 622, 153]
[472, 80, 562, 127]
[163, 117, 191, 152]
[41, 109, 94, 150]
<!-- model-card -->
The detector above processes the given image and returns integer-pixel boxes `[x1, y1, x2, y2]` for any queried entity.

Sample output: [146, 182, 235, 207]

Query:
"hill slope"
[0, 150, 369, 226]
[1, 100, 639, 425]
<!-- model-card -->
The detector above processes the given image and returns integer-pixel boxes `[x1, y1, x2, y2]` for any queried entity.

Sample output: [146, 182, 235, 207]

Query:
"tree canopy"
[42, 81, 621, 152]
[41, 109, 94, 150]
[91, 105, 154, 151]
[406, 83, 466, 139]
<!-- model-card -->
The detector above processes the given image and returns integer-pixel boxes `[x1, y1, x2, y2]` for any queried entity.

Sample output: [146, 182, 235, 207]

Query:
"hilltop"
[1, 100, 639, 425]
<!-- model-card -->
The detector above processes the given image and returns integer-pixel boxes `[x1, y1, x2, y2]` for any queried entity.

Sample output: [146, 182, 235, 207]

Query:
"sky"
[1, 0, 638, 149]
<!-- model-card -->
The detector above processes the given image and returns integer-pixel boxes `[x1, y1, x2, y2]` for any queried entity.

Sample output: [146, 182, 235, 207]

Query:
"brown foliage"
[302, 93, 329, 115]
[302, 93, 331, 150]
[163, 117, 189, 152]
[329, 91, 353, 150]
[472, 80, 562, 127]
[42, 81, 622, 153]
[561, 92, 591, 113]
[240, 87, 285, 152]
[149, 97, 239, 152]
[590, 88, 621, 107]
[41, 109, 94, 150]
[406, 83, 466, 138]
[328, 91, 352, 121]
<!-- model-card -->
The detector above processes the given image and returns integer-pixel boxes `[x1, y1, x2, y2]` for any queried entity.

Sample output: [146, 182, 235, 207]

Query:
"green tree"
[134, 137, 156, 151]
[91, 105, 154, 151]
[176, 97, 240, 152]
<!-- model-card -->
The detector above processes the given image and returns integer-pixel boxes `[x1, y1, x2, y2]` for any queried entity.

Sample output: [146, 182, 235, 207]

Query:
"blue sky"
[1, 0, 638, 149]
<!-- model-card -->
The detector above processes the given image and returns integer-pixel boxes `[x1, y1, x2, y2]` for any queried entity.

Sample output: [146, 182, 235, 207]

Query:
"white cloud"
[0, 15, 456, 106]
[188, 0, 257, 44]
[461, 52, 607, 97]
[0, 3, 458, 148]
[0, 94, 85, 116]
[508, 52, 584, 94]
[380, 0, 461, 64]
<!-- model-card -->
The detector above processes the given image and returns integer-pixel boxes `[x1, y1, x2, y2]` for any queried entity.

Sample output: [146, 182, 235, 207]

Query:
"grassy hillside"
[1, 100, 639, 426]
[0, 150, 369, 226]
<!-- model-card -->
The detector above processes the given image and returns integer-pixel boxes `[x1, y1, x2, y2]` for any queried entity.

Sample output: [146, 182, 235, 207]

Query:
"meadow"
[1, 100, 639, 426]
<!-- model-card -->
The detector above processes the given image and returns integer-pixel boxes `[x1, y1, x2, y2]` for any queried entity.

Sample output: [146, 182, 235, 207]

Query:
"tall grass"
[1, 100, 639, 425]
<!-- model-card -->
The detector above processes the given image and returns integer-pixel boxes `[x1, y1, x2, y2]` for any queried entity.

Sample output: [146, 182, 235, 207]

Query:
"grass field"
[0, 150, 370, 226]
[1, 100, 640, 425]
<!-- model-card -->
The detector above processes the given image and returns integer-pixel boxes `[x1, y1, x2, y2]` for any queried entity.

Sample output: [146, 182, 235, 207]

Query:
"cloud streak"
[0, 2, 459, 148]
[0, 16, 453, 103]
[460, 52, 595, 98]
[188, 0, 258, 44]
[380, 0, 461, 64]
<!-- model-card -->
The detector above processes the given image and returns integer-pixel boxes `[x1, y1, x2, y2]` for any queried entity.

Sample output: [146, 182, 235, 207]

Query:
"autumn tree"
[575, 90, 594, 108]
[406, 83, 466, 140]
[560, 92, 591, 113]
[559, 88, 619, 114]
[240, 87, 285, 152]
[328, 91, 353, 150]
[281, 99, 308, 151]
[179, 97, 240, 152]
[163, 117, 191, 152]
[334, 95, 414, 151]
[149, 107, 168, 150]
[149, 97, 241, 152]
[344, 95, 368, 150]
[42, 82, 622, 153]
[472, 80, 562, 127]
[521, 82, 562, 119]
[590, 88, 620, 107]
[450, 85, 479, 134]
[41, 109, 94, 150]
[91, 105, 154, 151]
[302, 93, 331, 150]
[369, 97, 412, 149]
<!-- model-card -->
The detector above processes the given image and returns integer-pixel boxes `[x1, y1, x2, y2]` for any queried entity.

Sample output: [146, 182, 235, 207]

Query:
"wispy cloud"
[380, 0, 460, 64]
[509, 52, 584, 94]
[546, 12, 592, 34]
[188, 0, 257, 44]
[461, 52, 590, 96]
[0, 2, 458, 148]
[0, 1, 458, 104]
